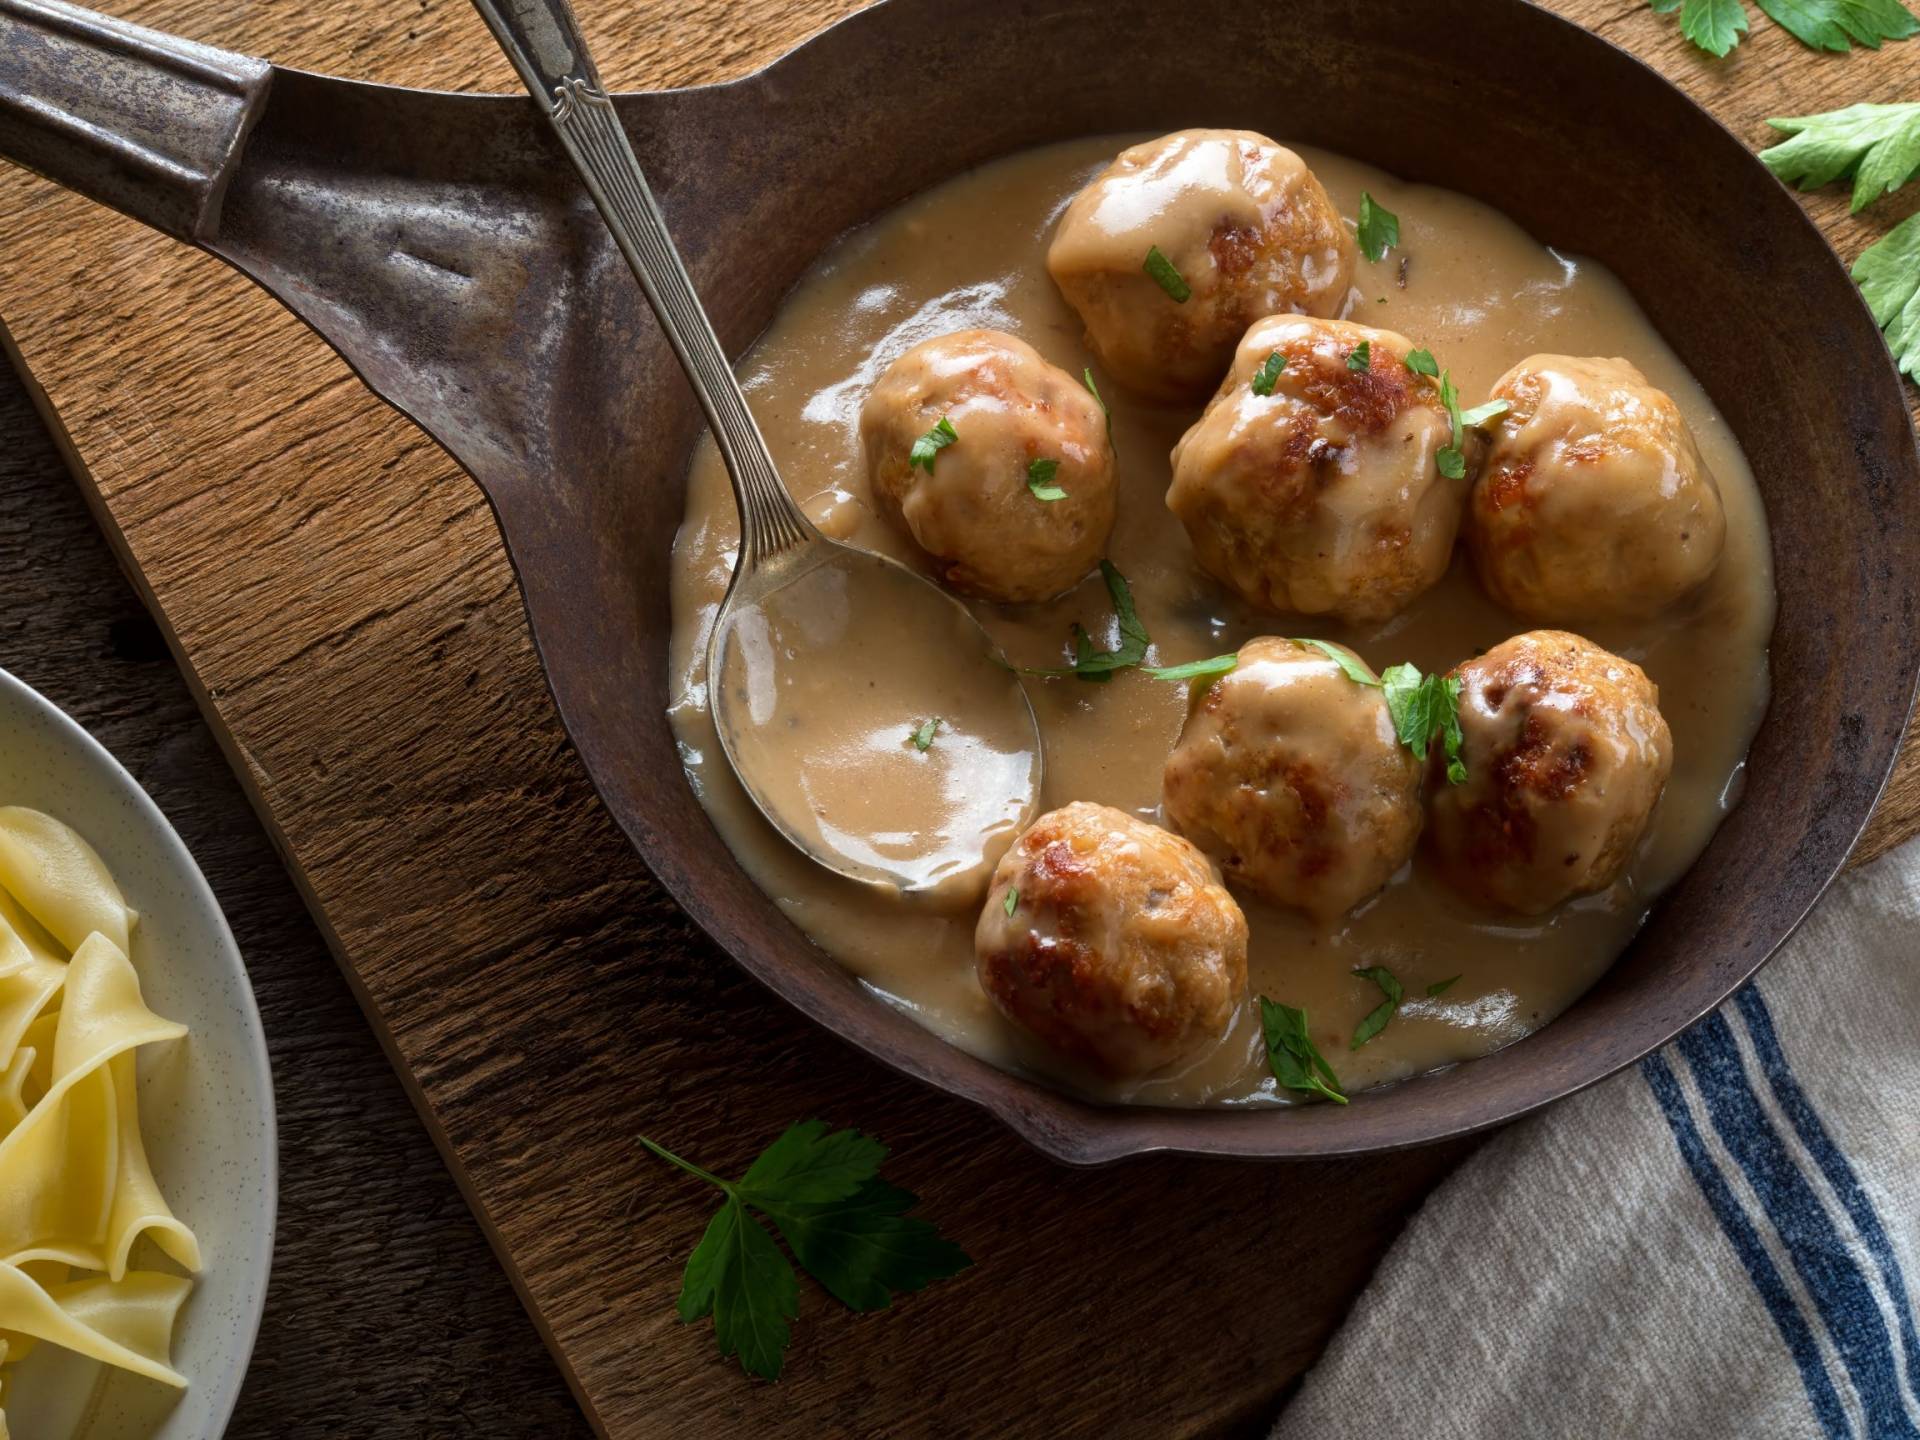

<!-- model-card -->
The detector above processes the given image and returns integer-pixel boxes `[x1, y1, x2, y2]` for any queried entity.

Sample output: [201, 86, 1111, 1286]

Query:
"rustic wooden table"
[4, 2, 1920, 1437]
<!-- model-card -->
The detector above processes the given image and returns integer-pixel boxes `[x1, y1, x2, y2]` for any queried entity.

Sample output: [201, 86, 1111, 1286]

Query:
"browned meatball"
[1425, 631, 1673, 914]
[1466, 355, 1726, 623]
[861, 329, 1116, 604]
[1046, 130, 1354, 401]
[974, 802, 1248, 1076]
[1167, 315, 1467, 623]
[1162, 637, 1421, 920]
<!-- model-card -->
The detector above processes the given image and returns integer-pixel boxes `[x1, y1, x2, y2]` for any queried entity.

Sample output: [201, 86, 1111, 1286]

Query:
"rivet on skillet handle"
[0, 0, 271, 242]
[467, 0, 815, 565]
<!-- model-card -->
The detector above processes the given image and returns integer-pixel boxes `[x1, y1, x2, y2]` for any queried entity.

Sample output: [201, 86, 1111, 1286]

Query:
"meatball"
[1162, 637, 1422, 920]
[861, 329, 1116, 604]
[1424, 631, 1673, 915]
[1167, 315, 1467, 623]
[1465, 355, 1726, 623]
[975, 802, 1249, 1076]
[1047, 130, 1354, 401]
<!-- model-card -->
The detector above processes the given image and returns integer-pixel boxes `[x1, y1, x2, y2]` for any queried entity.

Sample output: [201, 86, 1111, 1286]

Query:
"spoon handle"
[468, 0, 814, 563]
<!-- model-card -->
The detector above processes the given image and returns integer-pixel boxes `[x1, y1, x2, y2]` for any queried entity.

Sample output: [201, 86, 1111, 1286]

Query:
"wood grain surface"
[0, 367, 591, 1436]
[2, 1, 1918, 1436]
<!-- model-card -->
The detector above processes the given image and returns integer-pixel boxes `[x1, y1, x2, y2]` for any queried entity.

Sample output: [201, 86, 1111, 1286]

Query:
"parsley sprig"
[1349, 966, 1404, 1050]
[1259, 998, 1348, 1104]
[1652, 0, 1917, 55]
[1402, 349, 1506, 478]
[1026, 457, 1067, 502]
[1763, 99, 1920, 381]
[1356, 191, 1401, 263]
[1020, 561, 1152, 682]
[1250, 351, 1288, 396]
[909, 416, 957, 475]
[642, 1121, 971, 1380]
[1762, 102, 1920, 212]
[1382, 663, 1468, 784]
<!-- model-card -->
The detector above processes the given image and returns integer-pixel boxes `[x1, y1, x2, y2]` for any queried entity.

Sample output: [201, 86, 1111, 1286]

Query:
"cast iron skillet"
[3, 0, 1915, 1162]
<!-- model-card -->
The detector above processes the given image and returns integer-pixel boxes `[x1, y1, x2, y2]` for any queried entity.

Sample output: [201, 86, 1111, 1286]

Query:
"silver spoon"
[469, 0, 1042, 894]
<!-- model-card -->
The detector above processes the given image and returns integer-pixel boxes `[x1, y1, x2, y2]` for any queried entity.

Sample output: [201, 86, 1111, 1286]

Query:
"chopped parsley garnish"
[1143, 654, 1240, 683]
[642, 1121, 970, 1379]
[1143, 245, 1192, 302]
[1652, 0, 1916, 56]
[1347, 340, 1372, 372]
[1404, 348, 1439, 378]
[1020, 561, 1152, 683]
[1250, 350, 1289, 396]
[1026, 457, 1067, 502]
[1350, 966, 1404, 1050]
[1083, 367, 1113, 441]
[1381, 663, 1467, 784]
[1436, 372, 1467, 479]
[1259, 998, 1348, 1104]
[1856, 210, 1920, 381]
[908, 415, 957, 475]
[1356, 191, 1401, 263]
[1427, 975, 1462, 997]
[1762, 102, 1920, 212]
[908, 717, 940, 751]
[1004, 887, 1019, 917]
[1459, 399, 1512, 429]
[1292, 637, 1379, 688]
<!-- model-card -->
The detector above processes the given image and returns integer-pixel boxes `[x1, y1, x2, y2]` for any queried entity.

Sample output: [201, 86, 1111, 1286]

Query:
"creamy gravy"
[667, 136, 1775, 1106]
[712, 548, 1040, 899]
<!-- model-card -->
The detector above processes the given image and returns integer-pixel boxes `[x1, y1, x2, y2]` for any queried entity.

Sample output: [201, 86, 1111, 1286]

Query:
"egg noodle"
[0, 807, 197, 1434]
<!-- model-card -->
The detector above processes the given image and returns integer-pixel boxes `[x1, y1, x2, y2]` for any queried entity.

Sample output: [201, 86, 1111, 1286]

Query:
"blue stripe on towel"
[1641, 1050, 1853, 1438]
[1736, 985, 1920, 1404]
[1678, 1014, 1920, 1439]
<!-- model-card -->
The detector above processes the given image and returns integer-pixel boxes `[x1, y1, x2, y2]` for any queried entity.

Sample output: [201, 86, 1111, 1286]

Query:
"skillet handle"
[0, 0, 271, 241]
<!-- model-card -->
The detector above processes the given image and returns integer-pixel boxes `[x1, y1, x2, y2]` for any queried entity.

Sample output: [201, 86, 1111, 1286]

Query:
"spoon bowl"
[708, 540, 1042, 900]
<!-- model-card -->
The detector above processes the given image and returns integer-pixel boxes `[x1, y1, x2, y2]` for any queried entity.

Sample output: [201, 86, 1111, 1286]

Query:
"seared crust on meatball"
[862, 329, 1117, 604]
[1424, 631, 1673, 915]
[975, 802, 1249, 1076]
[1167, 315, 1468, 623]
[1163, 638, 1422, 920]
[1047, 130, 1355, 401]
[1466, 355, 1726, 623]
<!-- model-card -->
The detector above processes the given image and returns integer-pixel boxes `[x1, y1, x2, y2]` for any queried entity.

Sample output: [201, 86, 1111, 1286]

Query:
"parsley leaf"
[1459, 399, 1511, 429]
[1664, 0, 1749, 54]
[1380, 663, 1467, 783]
[908, 717, 940, 752]
[1250, 351, 1288, 396]
[1654, 0, 1916, 54]
[1143, 245, 1192, 302]
[1083, 367, 1113, 442]
[755, 1179, 970, 1312]
[1854, 209, 1920, 381]
[1404, 348, 1439, 378]
[1763, 102, 1920, 212]
[1143, 654, 1240, 682]
[1016, 562, 1154, 682]
[1356, 191, 1401, 263]
[1292, 637, 1380, 687]
[1350, 966, 1404, 1050]
[1259, 998, 1348, 1104]
[1757, 0, 1918, 50]
[1427, 975, 1462, 997]
[641, 1123, 970, 1380]
[909, 416, 957, 475]
[1026, 457, 1067, 502]
[1004, 887, 1019, 917]
[1347, 340, 1372, 372]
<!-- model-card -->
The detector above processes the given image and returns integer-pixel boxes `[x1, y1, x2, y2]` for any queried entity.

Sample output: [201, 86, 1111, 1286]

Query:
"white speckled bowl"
[0, 668, 275, 1438]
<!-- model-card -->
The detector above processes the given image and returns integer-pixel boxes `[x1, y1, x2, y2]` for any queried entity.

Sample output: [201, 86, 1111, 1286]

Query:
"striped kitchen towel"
[1273, 837, 1920, 1440]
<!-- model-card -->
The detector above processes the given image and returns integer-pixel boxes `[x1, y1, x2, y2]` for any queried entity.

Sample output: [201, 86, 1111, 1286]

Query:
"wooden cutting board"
[3, 2, 1918, 1435]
